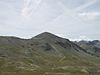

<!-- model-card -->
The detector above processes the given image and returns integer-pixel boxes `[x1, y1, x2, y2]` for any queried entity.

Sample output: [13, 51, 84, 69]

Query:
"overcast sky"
[0, 0, 100, 40]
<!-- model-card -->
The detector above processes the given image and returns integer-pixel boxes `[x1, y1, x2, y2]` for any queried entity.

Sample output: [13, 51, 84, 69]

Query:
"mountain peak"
[33, 32, 70, 44]
[34, 32, 59, 39]
[38, 32, 54, 36]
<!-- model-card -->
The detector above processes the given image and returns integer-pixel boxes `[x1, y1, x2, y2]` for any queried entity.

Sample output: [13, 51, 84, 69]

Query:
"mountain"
[31, 32, 88, 56]
[0, 32, 100, 75]
[75, 40, 100, 57]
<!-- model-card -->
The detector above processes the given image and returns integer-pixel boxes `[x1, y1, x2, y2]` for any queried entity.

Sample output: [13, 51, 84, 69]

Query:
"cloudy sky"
[0, 0, 100, 40]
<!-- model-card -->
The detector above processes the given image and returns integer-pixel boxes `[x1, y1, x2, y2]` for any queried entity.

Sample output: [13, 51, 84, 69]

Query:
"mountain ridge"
[75, 40, 100, 57]
[0, 32, 100, 75]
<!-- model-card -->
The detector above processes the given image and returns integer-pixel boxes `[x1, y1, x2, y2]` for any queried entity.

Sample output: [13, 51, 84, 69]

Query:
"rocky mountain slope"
[75, 40, 100, 57]
[0, 32, 100, 75]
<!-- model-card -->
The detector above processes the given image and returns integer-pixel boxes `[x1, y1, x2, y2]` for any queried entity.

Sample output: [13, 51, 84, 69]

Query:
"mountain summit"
[34, 32, 65, 40]
[33, 32, 71, 44]
[34, 32, 56, 38]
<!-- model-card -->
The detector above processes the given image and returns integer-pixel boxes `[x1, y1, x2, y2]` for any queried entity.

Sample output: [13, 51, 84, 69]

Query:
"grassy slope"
[0, 44, 100, 75]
